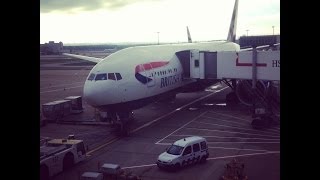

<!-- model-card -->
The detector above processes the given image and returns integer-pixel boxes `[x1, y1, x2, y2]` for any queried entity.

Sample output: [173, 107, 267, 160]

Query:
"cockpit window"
[108, 73, 116, 80]
[95, 73, 107, 81]
[87, 73, 95, 81]
[115, 73, 122, 80]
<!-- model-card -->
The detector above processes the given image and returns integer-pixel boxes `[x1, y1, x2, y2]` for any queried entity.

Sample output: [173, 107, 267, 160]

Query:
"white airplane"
[64, 0, 266, 128]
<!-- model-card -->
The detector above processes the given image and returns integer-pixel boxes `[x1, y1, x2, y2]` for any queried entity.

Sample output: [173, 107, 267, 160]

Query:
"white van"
[157, 136, 209, 170]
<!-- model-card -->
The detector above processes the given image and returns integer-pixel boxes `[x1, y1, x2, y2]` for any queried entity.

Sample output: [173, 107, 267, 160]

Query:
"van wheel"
[40, 165, 49, 180]
[63, 153, 74, 170]
[196, 156, 200, 164]
[174, 163, 180, 171]
[182, 161, 186, 167]
[200, 156, 207, 163]
[191, 157, 196, 164]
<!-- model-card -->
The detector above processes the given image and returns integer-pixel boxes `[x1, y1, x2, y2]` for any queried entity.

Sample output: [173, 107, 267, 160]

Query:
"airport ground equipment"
[42, 99, 72, 122]
[221, 159, 248, 180]
[100, 163, 121, 175]
[40, 136, 87, 180]
[64, 96, 84, 113]
[81, 172, 103, 180]
[98, 163, 140, 180]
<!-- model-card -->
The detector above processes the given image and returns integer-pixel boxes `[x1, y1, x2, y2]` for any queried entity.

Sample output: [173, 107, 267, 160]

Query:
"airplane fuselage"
[83, 41, 240, 112]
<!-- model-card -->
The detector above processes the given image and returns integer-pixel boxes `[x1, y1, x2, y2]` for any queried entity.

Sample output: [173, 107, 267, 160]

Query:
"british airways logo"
[135, 61, 169, 84]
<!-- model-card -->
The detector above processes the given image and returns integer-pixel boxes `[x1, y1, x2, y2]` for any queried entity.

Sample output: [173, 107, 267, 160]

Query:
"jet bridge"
[176, 49, 280, 129]
[177, 49, 280, 81]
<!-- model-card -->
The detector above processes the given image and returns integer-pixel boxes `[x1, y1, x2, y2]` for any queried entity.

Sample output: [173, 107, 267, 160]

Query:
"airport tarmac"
[40, 55, 280, 180]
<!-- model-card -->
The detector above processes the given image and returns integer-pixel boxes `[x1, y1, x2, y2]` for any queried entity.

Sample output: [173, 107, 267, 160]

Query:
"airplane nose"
[83, 80, 119, 107]
[83, 81, 100, 107]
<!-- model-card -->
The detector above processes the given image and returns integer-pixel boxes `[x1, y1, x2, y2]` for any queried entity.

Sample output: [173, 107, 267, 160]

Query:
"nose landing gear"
[107, 111, 134, 136]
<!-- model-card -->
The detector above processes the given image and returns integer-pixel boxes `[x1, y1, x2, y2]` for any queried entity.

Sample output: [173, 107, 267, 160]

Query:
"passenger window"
[87, 73, 95, 81]
[95, 73, 107, 81]
[200, 141, 207, 150]
[115, 73, 122, 80]
[183, 146, 192, 156]
[195, 60, 199, 67]
[108, 73, 116, 80]
[193, 143, 200, 152]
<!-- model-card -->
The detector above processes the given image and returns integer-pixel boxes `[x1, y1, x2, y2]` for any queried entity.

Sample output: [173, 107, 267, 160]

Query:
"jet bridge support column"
[251, 47, 275, 129]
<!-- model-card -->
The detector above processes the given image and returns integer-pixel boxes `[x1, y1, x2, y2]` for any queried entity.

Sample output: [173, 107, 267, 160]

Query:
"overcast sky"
[40, 0, 280, 44]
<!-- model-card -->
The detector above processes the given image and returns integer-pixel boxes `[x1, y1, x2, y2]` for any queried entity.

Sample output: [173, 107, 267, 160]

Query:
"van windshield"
[167, 145, 183, 155]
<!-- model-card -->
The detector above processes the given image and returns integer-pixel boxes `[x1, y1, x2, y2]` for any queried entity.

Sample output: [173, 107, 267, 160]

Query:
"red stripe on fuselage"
[135, 61, 169, 73]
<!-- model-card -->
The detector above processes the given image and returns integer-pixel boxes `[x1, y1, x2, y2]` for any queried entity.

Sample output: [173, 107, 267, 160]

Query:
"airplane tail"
[187, 26, 192, 43]
[227, 0, 239, 42]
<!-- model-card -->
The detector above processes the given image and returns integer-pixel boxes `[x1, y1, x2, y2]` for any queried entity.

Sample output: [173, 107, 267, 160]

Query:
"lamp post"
[246, 30, 249, 36]
[272, 26, 275, 35]
[157, 32, 159, 45]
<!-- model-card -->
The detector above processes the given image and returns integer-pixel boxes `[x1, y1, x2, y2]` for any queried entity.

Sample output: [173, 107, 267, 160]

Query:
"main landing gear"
[106, 111, 134, 136]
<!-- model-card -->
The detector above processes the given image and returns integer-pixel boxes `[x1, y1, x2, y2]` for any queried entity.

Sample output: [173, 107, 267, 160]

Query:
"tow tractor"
[40, 135, 87, 180]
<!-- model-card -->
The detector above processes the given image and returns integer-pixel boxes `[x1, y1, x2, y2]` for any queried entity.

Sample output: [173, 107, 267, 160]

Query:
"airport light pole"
[157, 32, 160, 45]
[246, 30, 249, 36]
[272, 26, 275, 35]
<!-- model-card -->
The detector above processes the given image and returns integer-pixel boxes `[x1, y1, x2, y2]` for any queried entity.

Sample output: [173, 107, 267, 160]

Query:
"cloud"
[40, 0, 162, 13]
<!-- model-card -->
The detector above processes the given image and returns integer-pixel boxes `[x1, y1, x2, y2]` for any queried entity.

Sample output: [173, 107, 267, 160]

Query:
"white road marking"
[202, 116, 250, 126]
[40, 85, 83, 94]
[207, 111, 252, 122]
[122, 164, 157, 169]
[208, 146, 269, 152]
[89, 87, 229, 155]
[185, 127, 280, 138]
[202, 116, 280, 133]
[207, 151, 280, 160]
[132, 86, 229, 134]
[157, 141, 280, 145]
[121, 151, 280, 170]
[193, 121, 280, 135]
[40, 81, 84, 90]
[155, 111, 207, 144]
[171, 134, 279, 141]
[207, 141, 279, 144]
[75, 130, 110, 137]
[156, 143, 172, 145]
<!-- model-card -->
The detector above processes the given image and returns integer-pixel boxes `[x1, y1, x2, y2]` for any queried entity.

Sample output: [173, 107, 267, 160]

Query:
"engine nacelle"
[235, 80, 267, 106]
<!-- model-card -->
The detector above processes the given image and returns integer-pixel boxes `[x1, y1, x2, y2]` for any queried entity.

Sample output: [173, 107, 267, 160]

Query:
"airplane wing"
[240, 43, 280, 51]
[63, 53, 103, 64]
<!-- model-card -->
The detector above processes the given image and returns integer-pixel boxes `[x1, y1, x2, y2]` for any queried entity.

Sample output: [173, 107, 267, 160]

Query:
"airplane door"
[190, 50, 201, 79]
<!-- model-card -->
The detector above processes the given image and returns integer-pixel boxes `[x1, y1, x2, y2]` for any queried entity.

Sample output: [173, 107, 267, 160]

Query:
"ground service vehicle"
[157, 136, 209, 170]
[40, 137, 87, 180]
[42, 100, 72, 121]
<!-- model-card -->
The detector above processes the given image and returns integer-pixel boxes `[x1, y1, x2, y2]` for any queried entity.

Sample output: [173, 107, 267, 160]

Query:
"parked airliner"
[64, 0, 241, 128]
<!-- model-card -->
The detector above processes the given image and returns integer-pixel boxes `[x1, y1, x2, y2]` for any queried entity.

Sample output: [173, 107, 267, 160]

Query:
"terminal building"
[239, 35, 280, 49]
[40, 41, 64, 55]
